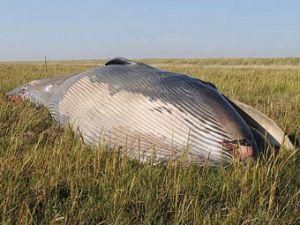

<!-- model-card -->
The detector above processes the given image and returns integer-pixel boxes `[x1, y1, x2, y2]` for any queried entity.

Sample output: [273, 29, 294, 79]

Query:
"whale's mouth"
[7, 91, 26, 102]
[8, 95, 24, 102]
[222, 139, 254, 160]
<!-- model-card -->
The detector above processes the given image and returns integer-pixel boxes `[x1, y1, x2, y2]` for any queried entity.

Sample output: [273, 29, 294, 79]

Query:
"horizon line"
[1, 56, 300, 63]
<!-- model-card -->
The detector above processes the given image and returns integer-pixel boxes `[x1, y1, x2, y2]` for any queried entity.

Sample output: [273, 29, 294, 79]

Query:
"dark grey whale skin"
[7, 58, 260, 164]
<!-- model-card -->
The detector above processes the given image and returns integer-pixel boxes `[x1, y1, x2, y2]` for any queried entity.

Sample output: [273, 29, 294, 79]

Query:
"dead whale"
[7, 58, 294, 164]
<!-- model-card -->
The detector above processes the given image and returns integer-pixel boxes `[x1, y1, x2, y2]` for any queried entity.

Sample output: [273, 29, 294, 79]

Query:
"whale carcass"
[7, 58, 294, 164]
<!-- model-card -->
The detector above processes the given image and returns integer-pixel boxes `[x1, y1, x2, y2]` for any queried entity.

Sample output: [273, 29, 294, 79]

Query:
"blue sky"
[0, 0, 299, 60]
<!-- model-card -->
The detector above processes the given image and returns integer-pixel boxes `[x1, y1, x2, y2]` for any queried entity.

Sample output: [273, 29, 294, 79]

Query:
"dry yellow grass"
[0, 58, 299, 224]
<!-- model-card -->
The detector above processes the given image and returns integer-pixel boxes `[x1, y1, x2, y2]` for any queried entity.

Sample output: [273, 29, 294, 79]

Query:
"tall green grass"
[0, 59, 299, 224]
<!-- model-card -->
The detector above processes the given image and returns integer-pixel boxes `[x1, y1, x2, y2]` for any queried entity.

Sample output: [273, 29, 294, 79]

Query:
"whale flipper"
[227, 99, 294, 150]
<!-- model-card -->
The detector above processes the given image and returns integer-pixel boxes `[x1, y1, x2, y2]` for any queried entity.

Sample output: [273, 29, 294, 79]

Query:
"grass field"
[0, 58, 299, 224]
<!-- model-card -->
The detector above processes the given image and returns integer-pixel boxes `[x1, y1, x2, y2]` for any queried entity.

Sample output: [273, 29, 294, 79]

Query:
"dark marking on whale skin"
[151, 106, 172, 114]
[183, 118, 196, 127]
[153, 107, 163, 113]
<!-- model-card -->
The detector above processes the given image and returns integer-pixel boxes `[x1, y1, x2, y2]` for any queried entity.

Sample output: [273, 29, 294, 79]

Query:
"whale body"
[7, 58, 293, 164]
